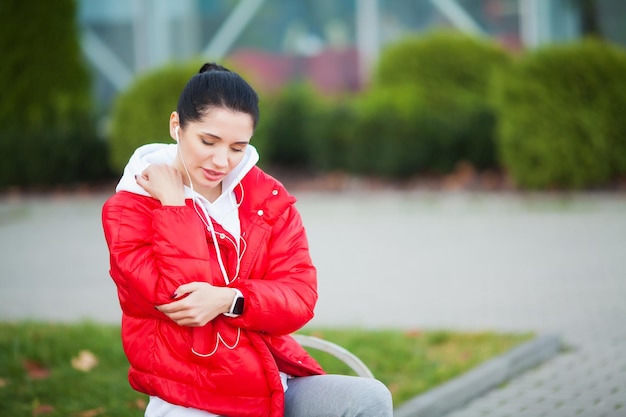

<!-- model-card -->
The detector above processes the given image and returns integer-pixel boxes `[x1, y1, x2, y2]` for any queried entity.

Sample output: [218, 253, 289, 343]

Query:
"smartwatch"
[225, 289, 244, 317]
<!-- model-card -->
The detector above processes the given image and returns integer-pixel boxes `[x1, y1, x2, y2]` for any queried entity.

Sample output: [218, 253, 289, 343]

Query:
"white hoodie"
[116, 142, 259, 242]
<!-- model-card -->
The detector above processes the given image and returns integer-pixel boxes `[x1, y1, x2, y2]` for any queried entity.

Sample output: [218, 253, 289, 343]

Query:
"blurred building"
[77, 0, 626, 112]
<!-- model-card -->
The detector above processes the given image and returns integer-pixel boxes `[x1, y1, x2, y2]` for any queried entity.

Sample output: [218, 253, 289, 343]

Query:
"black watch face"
[232, 297, 245, 315]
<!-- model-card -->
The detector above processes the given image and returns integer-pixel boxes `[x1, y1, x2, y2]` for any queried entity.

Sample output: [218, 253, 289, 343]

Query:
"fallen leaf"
[405, 329, 423, 338]
[71, 350, 98, 372]
[0, 377, 8, 387]
[134, 397, 147, 409]
[387, 382, 400, 395]
[32, 404, 54, 416]
[23, 360, 50, 380]
[76, 407, 105, 417]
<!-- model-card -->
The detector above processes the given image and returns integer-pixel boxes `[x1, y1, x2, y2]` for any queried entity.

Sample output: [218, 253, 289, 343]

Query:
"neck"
[201, 183, 222, 203]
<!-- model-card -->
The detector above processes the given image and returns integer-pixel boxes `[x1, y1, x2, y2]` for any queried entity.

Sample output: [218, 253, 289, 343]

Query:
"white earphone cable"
[175, 126, 242, 285]
[175, 126, 243, 357]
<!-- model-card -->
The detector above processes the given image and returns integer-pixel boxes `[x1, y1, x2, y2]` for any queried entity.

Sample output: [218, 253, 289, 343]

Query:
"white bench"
[293, 334, 375, 379]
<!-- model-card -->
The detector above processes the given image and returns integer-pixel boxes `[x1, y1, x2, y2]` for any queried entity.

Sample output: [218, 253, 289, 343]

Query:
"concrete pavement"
[1, 189, 625, 416]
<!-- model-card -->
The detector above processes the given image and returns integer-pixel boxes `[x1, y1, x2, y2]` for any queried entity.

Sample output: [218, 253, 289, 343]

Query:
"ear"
[169, 112, 180, 141]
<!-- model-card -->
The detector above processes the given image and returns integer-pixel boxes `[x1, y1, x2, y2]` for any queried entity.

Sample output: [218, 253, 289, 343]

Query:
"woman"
[102, 63, 393, 417]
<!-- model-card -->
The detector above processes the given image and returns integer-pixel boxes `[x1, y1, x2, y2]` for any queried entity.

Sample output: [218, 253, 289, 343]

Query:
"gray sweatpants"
[145, 374, 393, 417]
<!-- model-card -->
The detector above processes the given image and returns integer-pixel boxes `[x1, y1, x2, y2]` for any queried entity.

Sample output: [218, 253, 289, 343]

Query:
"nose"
[212, 145, 228, 168]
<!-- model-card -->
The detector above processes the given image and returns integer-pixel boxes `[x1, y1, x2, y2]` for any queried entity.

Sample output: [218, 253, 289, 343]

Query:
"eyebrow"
[200, 131, 249, 145]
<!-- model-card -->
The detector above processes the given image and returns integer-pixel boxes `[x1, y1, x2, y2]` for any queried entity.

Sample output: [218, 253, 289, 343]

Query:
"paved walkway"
[1, 189, 625, 416]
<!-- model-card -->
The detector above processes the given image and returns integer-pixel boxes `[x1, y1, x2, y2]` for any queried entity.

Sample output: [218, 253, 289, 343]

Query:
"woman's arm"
[103, 192, 214, 317]
[228, 205, 318, 335]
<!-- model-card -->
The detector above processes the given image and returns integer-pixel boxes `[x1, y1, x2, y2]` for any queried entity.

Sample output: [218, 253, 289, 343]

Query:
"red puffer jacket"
[102, 166, 324, 417]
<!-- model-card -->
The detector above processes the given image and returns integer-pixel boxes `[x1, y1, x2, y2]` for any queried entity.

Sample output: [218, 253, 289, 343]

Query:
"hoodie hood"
[116, 143, 259, 200]
[217, 142, 260, 201]
[116, 143, 259, 240]
[116, 143, 176, 196]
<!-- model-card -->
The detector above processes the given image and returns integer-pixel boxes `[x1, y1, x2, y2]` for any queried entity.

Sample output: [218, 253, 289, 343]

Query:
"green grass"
[0, 321, 531, 416]
[297, 328, 532, 405]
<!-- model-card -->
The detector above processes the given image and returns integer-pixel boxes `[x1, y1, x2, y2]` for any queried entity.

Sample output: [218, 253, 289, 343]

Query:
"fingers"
[154, 282, 202, 314]
[156, 301, 212, 327]
[155, 299, 182, 314]
[135, 173, 147, 187]
[175, 282, 201, 297]
[155, 282, 223, 327]
[136, 164, 185, 205]
[155, 300, 198, 325]
[134, 167, 155, 194]
[142, 164, 182, 181]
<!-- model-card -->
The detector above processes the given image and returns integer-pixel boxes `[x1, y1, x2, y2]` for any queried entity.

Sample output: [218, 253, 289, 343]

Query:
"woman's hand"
[155, 282, 236, 327]
[136, 164, 186, 206]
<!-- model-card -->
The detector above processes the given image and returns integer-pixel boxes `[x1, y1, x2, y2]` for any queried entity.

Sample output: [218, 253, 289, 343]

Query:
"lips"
[201, 168, 225, 182]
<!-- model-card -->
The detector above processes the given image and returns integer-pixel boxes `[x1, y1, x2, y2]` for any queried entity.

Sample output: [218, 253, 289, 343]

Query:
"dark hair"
[177, 63, 259, 128]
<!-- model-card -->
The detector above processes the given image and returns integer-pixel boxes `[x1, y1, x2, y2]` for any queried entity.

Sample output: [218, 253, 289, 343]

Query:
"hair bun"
[199, 62, 230, 74]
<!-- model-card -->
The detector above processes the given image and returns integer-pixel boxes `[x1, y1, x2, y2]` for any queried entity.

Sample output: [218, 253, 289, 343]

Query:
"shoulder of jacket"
[241, 167, 294, 201]
[102, 192, 161, 224]
[104, 191, 159, 211]
[240, 167, 297, 224]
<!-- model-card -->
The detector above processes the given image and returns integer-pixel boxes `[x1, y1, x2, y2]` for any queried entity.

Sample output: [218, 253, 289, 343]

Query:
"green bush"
[307, 96, 358, 173]
[492, 38, 626, 189]
[253, 83, 322, 170]
[344, 86, 499, 179]
[0, 124, 109, 188]
[346, 87, 432, 178]
[108, 60, 265, 174]
[108, 61, 201, 173]
[0, 0, 109, 188]
[373, 30, 511, 172]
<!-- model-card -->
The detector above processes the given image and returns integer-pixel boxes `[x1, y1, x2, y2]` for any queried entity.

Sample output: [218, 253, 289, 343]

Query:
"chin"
[199, 178, 221, 191]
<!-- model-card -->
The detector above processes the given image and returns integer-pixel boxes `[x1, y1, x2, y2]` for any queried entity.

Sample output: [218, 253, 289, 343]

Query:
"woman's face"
[170, 107, 254, 201]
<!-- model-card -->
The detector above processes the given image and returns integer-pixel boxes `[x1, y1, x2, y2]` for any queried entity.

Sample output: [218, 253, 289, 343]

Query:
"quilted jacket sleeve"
[102, 192, 212, 317]
[228, 204, 318, 335]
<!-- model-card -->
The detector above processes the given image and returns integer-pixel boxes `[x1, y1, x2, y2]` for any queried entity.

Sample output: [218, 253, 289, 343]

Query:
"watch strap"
[224, 288, 244, 317]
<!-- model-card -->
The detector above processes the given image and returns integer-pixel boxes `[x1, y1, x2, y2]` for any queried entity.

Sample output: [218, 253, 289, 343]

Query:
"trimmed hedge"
[342, 88, 500, 179]
[492, 38, 626, 189]
[372, 30, 511, 172]
[252, 83, 320, 169]
[0, 0, 109, 188]
[346, 87, 430, 178]
[307, 96, 358, 173]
